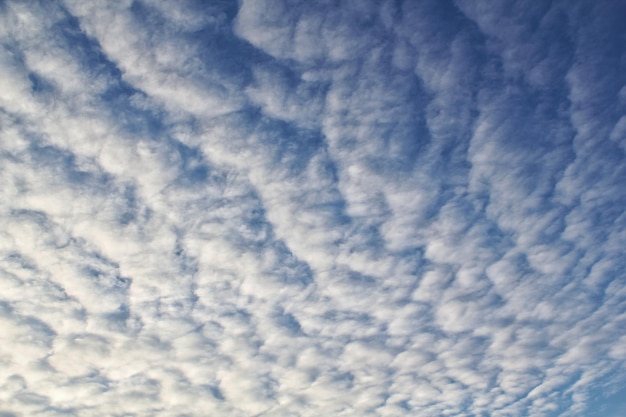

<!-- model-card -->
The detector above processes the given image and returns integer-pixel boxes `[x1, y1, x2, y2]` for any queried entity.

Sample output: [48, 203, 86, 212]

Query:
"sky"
[0, 0, 625, 416]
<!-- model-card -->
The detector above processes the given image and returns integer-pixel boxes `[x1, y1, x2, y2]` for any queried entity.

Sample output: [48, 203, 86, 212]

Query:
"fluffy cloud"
[1, 0, 625, 416]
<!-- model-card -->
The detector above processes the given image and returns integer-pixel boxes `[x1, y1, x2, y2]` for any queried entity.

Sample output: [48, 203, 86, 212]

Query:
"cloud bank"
[1, 0, 625, 416]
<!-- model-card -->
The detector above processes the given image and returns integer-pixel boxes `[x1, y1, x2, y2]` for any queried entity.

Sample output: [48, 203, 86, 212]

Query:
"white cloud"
[1, 0, 625, 416]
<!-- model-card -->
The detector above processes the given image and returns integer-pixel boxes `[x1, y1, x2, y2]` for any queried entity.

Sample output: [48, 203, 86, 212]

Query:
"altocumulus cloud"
[1, 0, 625, 416]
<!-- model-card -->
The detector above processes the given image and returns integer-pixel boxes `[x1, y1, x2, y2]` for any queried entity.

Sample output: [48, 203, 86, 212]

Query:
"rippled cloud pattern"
[1, 1, 626, 416]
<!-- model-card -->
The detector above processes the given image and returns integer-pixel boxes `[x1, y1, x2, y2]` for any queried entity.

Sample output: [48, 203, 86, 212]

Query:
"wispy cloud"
[1, 0, 625, 416]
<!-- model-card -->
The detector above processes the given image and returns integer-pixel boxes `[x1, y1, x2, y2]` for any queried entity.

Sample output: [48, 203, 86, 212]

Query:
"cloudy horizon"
[1, 0, 625, 416]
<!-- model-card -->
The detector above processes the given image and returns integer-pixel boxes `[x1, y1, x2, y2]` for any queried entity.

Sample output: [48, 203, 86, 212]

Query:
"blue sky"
[1, 0, 625, 416]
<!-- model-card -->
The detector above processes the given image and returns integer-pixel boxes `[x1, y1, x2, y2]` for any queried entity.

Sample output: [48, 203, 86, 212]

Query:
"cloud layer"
[1, 0, 625, 416]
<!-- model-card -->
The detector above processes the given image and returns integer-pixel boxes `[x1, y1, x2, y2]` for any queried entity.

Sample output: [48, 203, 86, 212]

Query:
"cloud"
[1, 0, 625, 416]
